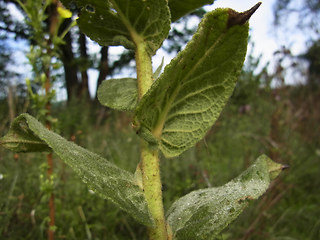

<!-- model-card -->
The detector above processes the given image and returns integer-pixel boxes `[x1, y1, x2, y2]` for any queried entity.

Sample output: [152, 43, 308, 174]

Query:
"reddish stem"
[46, 1, 58, 239]
[47, 154, 55, 240]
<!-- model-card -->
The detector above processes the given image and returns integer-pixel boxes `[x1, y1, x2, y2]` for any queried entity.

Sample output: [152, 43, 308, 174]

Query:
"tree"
[0, 0, 105, 101]
[0, 0, 27, 96]
[273, 0, 320, 86]
[302, 39, 320, 86]
[1, 2, 287, 239]
[273, 0, 320, 35]
[1, 0, 212, 103]
[0, 1, 28, 122]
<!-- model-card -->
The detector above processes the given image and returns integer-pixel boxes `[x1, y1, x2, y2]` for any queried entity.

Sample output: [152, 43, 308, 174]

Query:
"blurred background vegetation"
[0, 0, 320, 239]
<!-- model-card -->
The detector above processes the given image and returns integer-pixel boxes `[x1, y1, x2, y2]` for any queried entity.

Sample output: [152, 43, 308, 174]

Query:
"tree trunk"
[60, 19, 78, 101]
[78, 32, 90, 99]
[94, 46, 110, 126]
[96, 46, 109, 99]
[7, 84, 15, 121]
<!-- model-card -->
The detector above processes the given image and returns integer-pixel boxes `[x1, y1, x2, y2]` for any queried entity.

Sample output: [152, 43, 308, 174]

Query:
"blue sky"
[88, 0, 308, 97]
[7, 0, 307, 99]
[213, 0, 279, 61]
[77, 1, 294, 97]
[214, 1, 307, 57]
[105, 1, 285, 85]
[150, 0, 307, 89]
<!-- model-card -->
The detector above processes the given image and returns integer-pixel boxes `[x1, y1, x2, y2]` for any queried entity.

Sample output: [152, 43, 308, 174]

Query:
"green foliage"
[134, 8, 249, 157]
[1, 88, 318, 239]
[0, 114, 153, 226]
[0, 148, 146, 239]
[98, 78, 138, 111]
[55, 98, 94, 139]
[0, 114, 52, 152]
[26, 78, 56, 121]
[0, 1, 286, 239]
[167, 155, 283, 239]
[18, 0, 73, 122]
[216, 87, 320, 240]
[63, 0, 171, 55]
[168, 0, 214, 22]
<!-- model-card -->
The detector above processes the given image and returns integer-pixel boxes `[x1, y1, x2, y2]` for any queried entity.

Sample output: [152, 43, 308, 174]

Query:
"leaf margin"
[0, 113, 154, 227]
[97, 78, 138, 111]
[166, 154, 285, 239]
[134, 7, 251, 158]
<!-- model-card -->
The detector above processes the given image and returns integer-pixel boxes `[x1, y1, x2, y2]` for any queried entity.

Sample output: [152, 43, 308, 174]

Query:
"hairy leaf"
[0, 116, 51, 152]
[0, 114, 154, 226]
[135, 6, 259, 157]
[168, 0, 214, 22]
[61, 0, 170, 55]
[167, 155, 285, 239]
[98, 78, 138, 111]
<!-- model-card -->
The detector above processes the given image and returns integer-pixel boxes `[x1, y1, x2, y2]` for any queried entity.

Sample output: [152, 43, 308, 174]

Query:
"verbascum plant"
[1, 1, 287, 239]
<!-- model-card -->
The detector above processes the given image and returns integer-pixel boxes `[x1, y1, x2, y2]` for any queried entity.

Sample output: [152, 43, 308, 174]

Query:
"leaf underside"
[168, 0, 215, 22]
[0, 114, 154, 227]
[167, 155, 284, 239]
[61, 0, 170, 55]
[135, 8, 249, 158]
[97, 78, 138, 111]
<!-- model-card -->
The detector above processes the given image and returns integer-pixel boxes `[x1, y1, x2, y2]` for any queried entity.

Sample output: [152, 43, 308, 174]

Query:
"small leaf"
[166, 155, 285, 240]
[135, 6, 259, 157]
[153, 57, 164, 80]
[97, 78, 138, 111]
[57, 6, 72, 18]
[168, 0, 214, 22]
[62, 0, 171, 55]
[0, 114, 154, 227]
[0, 116, 51, 152]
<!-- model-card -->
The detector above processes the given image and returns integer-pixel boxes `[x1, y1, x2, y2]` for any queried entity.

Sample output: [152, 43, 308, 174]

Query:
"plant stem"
[135, 42, 153, 99]
[140, 141, 167, 240]
[135, 42, 167, 239]
[47, 153, 55, 240]
[46, 1, 58, 239]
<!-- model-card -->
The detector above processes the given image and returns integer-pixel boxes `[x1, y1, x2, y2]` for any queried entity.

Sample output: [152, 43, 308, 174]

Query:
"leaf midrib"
[0, 139, 46, 146]
[110, 0, 144, 45]
[151, 28, 227, 140]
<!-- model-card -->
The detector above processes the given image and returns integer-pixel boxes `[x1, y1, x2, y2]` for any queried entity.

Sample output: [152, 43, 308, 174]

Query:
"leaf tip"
[227, 2, 262, 28]
[265, 156, 288, 180]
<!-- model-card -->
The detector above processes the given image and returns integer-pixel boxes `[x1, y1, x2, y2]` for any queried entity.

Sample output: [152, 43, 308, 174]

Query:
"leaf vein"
[169, 84, 221, 111]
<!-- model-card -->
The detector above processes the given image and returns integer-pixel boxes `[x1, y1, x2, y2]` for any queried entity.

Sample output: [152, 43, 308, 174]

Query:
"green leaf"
[62, 0, 170, 55]
[166, 155, 285, 239]
[97, 78, 138, 111]
[135, 6, 259, 157]
[0, 114, 154, 227]
[153, 57, 164, 80]
[0, 115, 51, 152]
[57, 6, 72, 19]
[168, 0, 214, 22]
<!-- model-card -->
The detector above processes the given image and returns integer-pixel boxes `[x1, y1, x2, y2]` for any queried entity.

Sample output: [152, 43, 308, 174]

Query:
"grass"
[0, 85, 319, 239]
